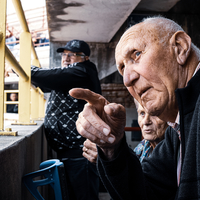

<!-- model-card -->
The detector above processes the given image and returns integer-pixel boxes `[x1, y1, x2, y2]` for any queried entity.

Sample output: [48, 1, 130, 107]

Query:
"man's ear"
[85, 56, 89, 61]
[170, 31, 191, 65]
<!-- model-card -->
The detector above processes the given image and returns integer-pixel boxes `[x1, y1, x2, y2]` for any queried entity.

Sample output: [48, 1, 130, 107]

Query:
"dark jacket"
[7, 104, 18, 113]
[31, 60, 101, 152]
[97, 69, 200, 200]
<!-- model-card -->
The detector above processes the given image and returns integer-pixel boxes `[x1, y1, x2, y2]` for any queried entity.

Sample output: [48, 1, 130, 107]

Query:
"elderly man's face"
[61, 50, 86, 67]
[116, 23, 179, 122]
[137, 103, 167, 145]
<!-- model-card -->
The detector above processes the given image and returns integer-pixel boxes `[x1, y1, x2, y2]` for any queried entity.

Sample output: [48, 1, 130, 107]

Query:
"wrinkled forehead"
[115, 23, 158, 60]
[137, 102, 145, 112]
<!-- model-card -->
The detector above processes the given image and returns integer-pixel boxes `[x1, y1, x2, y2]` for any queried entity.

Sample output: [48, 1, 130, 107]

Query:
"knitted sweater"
[31, 60, 101, 152]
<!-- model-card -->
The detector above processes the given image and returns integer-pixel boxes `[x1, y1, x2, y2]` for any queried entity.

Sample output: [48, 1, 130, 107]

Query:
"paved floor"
[3, 118, 112, 200]
[99, 192, 111, 200]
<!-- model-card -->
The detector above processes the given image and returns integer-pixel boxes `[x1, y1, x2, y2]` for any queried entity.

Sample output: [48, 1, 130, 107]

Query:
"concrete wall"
[0, 121, 49, 200]
[164, 13, 200, 48]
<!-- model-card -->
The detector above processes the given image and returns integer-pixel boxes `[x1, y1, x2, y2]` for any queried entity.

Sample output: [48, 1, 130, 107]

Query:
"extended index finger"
[69, 88, 109, 115]
[69, 88, 106, 104]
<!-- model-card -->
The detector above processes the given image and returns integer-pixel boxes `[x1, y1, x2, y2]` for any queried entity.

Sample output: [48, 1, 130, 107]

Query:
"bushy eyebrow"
[117, 63, 123, 71]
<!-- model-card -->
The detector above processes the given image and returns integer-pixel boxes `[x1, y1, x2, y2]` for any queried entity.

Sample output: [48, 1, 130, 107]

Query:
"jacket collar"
[175, 68, 200, 115]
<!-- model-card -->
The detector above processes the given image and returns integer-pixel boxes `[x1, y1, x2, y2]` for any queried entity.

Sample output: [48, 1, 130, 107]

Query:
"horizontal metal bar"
[37, 87, 44, 95]
[31, 85, 38, 92]
[4, 90, 19, 93]
[11, 0, 29, 32]
[124, 127, 141, 131]
[5, 101, 18, 104]
[5, 46, 28, 81]
[11, 0, 40, 65]
[0, 32, 3, 43]
[0, 131, 18, 136]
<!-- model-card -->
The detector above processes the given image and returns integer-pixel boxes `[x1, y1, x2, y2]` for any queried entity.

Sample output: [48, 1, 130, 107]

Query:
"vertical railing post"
[0, 0, 7, 131]
[43, 98, 46, 118]
[18, 31, 32, 123]
[30, 87, 39, 120]
[4, 91, 7, 113]
[38, 91, 44, 119]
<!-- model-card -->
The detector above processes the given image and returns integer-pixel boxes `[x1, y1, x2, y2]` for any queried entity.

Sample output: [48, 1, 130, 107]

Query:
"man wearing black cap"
[30, 39, 101, 200]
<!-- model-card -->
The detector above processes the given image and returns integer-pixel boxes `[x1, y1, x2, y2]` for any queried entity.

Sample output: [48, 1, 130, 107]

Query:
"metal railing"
[0, 0, 46, 135]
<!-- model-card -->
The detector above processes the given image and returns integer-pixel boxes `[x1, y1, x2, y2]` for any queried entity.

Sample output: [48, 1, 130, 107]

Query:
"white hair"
[134, 98, 139, 110]
[142, 16, 184, 45]
[141, 16, 200, 58]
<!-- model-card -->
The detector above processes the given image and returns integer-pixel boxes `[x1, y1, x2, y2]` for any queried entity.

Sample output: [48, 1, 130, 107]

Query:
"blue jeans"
[58, 156, 99, 200]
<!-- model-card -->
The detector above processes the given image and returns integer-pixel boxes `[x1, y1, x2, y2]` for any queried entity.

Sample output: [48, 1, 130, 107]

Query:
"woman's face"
[137, 103, 168, 145]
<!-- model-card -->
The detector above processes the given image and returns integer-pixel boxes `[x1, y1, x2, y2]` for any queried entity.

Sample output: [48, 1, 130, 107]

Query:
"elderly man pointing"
[70, 16, 200, 200]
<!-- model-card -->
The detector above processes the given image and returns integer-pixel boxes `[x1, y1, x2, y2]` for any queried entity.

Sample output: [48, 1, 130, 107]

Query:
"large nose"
[62, 54, 70, 62]
[65, 55, 71, 61]
[123, 64, 140, 87]
[143, 113, 152, 126]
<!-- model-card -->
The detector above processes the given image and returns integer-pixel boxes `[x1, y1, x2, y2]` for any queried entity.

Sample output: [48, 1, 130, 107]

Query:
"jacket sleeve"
[31, 64, 90, 92]
[97, 127, 178, 200]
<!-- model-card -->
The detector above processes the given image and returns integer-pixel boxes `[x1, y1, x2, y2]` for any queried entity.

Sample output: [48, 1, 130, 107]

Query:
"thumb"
[104, 103, 126, 119]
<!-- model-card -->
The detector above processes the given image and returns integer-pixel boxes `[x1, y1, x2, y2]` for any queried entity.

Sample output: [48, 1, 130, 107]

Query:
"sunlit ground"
[4, 113, 18, 127]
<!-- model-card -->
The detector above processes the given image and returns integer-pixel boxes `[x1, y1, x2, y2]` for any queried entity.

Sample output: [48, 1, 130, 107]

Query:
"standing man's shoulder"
[71, 60, 98, 72]
[76, 60, 96, 68]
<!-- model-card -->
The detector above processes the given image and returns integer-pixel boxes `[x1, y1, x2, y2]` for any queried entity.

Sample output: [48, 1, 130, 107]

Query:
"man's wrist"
[100, 139, 123, 160]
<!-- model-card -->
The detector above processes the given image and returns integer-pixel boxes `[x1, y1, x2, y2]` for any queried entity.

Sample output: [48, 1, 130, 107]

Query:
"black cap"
[57, 39, 90, 56]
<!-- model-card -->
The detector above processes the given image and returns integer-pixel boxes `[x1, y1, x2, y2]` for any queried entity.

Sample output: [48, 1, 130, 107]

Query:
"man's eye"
[136, 51, 141, 57]
[140, 111, 145, 116]
[131, 51, 142, 61]
[121, 65, 125, 74]
[68, 53, 74, 57]
[118, 65, 124, 75]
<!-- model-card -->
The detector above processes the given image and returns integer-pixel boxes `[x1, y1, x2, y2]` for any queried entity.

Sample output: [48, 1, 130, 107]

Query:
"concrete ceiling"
[46, 0, 180, 43]
[135, 0, 181, 12]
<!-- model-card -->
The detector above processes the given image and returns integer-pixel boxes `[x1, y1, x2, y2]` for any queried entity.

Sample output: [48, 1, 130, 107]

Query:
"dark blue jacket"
[97, 69, 200, 200]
